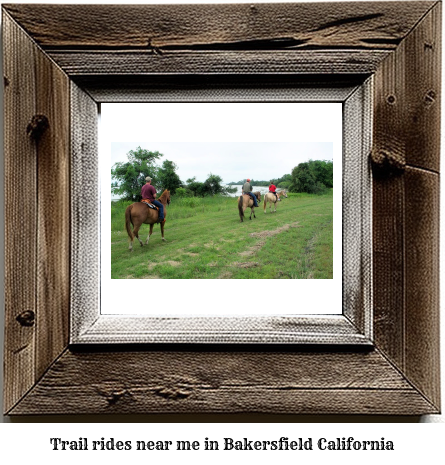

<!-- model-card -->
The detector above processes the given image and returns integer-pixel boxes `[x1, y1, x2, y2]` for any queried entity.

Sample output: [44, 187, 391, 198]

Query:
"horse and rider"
[141, 176, 165, 222]
[238, 178, 261, 222]
[263, 180, 282, 214]
[125, 176, 170, 251]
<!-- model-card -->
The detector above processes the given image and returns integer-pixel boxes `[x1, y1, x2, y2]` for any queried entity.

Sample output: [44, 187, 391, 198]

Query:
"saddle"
[141, 199, 165, 224]
[141, 199, 159, 211]
[244, 193, 258, 205]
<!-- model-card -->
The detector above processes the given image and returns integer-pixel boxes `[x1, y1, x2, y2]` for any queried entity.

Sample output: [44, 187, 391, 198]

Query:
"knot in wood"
[370, 149, 405, 177]
[154, 386, 191, 400]
[424, 90, 436, 105]
[16, 310, 35, 327]
[105, 390, 128, 405]
[27, 114, 49, 140]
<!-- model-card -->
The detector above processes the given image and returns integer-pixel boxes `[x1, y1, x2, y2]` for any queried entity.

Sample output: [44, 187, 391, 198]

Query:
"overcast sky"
[110, 141, 333, 184]
[102, 102, 341, 185]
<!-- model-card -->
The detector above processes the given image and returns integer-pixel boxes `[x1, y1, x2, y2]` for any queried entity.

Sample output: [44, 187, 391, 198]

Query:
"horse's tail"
[238, 195, 244, 221]
[125, 204, 134, 241]
[263, 195, 267, 211]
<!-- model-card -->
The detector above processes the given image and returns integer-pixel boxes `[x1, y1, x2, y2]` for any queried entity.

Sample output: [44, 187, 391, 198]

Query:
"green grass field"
[111, 190, 333, 279]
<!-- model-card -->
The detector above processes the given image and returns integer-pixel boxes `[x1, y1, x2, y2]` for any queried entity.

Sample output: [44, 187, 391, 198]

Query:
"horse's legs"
[160, 221, 166, 241]
[145, 223, 154, 245]
[133, 224, 144, 247]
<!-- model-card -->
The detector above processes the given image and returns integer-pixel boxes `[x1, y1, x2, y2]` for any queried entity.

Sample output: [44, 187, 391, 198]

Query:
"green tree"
[289, 160, 332, 194]
[309, 159, 333, 188]
[185, 176, 206, 197]
[203, 173, 225, 195]
[111, 147, 162, 201]
[185, 174, 235, 197]
[157, 159, 182, 195]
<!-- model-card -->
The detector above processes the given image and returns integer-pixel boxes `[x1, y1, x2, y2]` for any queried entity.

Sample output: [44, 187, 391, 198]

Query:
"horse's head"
[254, 191, 261, 202]
[166, 190, 171, 205]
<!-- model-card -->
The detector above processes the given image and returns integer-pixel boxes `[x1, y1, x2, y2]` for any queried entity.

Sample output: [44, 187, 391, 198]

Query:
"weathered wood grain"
[74, 74, 366, 103]
[74, 316, 371, 345]
[404, 167, 440, 408]
[342, 81, 372, 336]
[70, 83, 100, 338]
[47, 50, 391, 77]
[34, 38, 71, 382]
[404, 2, 441, 172]
[3, 11, 71, 413]
[372, 37, 406, 369]
[371, 2, 441, 412]
[3, 12, 38, 414]
[2, 2, 435, 50]
[2, 2, 441, 416]
[8, 349, 438, 415]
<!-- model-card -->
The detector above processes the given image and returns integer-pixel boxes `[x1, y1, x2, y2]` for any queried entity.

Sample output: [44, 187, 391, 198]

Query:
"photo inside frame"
[100, 102, 342, 316]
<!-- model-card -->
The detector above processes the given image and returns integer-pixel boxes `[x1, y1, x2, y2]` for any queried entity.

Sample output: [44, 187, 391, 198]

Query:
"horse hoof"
[162, 238, 166, 241]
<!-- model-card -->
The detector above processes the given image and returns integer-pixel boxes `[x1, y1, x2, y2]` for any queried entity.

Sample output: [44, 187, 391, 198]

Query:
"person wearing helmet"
[242, 178, 259, 207]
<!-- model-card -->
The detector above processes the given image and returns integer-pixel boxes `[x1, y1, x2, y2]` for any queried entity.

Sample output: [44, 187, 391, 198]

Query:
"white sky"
[104, 103, 340, 184]
[111, 141, 333, 184]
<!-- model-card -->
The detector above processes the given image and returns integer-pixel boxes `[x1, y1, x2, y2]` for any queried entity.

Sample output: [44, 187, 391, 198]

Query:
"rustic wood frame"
[73, 83, 372, 346]
[2, 2, 441, 415]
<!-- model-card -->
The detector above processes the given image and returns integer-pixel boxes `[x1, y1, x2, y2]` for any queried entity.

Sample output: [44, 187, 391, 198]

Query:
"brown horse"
[238, 192, 261, 222]
[263, 191, 281, 214]
[125, 190, 171, 251]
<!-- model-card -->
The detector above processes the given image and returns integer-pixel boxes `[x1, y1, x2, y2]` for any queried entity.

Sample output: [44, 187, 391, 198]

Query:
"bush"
[178, 197, 202, 208]
[289, 159, 333, 194]
[175, 187, 187, 198]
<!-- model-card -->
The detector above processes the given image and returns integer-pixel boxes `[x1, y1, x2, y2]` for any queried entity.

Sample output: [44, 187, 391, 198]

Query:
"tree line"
[111, 147, 236, 201]
[111, 147, 333, 201]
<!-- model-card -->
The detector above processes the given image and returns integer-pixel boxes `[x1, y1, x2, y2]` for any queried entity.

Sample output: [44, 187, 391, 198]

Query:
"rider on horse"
[141, 176, 164, 222]
[268, 181, 280, 201]
[242, 178, 259, 207]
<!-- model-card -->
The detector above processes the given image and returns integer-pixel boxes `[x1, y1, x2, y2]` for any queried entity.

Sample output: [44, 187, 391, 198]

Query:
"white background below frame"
[100, 102, 343, 316]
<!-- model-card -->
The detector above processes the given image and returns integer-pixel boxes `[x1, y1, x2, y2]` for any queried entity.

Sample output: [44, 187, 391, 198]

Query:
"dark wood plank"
[35, 44, 71, 380]
[371, 3, 441, 411]
[9, 349, 438, 415]
[404, 168, 440, 409]
[404, 2, 441, 172]
[2, 12, 38, 414]
[372, 47, 406, 369]
[3, 2, 435, 50]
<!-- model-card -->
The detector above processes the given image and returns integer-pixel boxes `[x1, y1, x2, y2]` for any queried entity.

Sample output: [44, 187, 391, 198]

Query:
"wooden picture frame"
[2, 2, 440, 415]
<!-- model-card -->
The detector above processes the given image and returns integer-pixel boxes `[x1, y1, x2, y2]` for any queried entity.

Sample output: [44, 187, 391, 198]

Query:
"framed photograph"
[3, 2, 440, 415]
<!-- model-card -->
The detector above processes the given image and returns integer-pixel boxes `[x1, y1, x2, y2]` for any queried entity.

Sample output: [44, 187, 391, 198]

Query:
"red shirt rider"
[269, 183, 277, 193]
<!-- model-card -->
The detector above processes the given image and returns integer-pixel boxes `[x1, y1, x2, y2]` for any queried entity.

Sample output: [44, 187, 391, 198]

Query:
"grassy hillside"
[111, 191, 333, 279]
